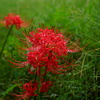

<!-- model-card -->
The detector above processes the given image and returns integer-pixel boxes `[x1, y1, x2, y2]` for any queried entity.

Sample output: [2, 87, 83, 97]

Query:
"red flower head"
[15, 81, 38, 100]
[9, 28, 80, 75]
[40, 80, 52, 93]
[0, 13, 29, 29]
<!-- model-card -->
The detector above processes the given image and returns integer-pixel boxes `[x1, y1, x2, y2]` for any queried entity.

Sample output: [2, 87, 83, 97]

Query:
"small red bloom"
[0, 13, 29, 29]
[15, 81, 38, 100]
[40, 80, 52, 93]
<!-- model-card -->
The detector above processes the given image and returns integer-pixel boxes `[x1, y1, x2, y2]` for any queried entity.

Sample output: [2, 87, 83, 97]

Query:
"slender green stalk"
[0, 25, 13, 60]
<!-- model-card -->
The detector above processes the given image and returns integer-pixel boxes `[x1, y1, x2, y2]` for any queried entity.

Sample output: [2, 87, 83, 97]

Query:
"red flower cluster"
[26, 28, 68, 75]
[15, 80, 52, 100]
[10, 28, 79, 75]
[0, 13, 29, 29]
[15, 81, 38, 100]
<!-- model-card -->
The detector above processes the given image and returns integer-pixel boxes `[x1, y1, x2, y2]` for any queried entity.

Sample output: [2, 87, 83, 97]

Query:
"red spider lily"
[40, 80, 52, 93]
[14, 81, 38, 100]
[14, 80, 52, 99]
[0, 13, 29, 29]
[9, 28, 80, 75]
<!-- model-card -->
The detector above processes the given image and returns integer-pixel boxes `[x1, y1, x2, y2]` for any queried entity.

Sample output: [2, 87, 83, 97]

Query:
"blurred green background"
[0, 0, 100, 99]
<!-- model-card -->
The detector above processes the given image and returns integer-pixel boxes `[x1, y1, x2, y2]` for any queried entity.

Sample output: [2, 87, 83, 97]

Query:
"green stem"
[34, 96, 37, 100]
[0, 25, 13, 60]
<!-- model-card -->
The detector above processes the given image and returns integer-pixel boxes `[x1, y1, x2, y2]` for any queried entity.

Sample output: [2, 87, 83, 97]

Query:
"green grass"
[0, 0, 100, 100]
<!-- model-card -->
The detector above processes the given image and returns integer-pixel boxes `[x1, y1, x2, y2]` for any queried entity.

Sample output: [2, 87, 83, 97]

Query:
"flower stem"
[0, 25, 13, 60]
